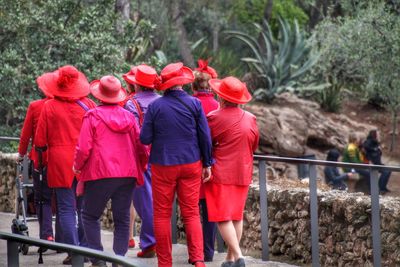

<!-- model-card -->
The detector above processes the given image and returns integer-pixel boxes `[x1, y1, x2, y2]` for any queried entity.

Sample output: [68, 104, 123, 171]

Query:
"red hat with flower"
[36, 65, 90, 98]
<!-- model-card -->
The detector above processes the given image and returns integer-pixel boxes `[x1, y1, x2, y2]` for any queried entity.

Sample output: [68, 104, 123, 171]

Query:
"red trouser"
[152, 161, 204, 267]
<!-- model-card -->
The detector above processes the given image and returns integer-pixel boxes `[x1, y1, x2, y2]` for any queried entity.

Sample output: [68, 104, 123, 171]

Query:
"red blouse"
[207, 106, 259, 186]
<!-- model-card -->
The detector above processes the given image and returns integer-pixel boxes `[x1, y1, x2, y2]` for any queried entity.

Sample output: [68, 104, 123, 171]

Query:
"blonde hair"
[192, 71, 212, 91]
[348, 132, 358, 143]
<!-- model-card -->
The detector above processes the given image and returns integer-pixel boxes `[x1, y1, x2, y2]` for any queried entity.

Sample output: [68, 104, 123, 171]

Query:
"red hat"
[195, 59, 218, 78]
[123, 64, 160, 89]
[90, 75, 127, 104]
[209, 76, 252, 104]
[36, 65, 90, 98]
[122, 66, 138, 86]
[158, 62, 194, 91]
[36, 81, 53, 98]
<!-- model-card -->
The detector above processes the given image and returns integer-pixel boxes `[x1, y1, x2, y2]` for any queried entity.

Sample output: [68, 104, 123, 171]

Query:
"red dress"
[35, 97, 96, 188]
[205, 106, 259, 221]
[18, 98, 50, 169]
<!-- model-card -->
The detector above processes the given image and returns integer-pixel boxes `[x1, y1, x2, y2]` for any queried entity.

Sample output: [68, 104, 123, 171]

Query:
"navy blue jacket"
[140, 89, 213, 167]
[324, 166, 348, 190]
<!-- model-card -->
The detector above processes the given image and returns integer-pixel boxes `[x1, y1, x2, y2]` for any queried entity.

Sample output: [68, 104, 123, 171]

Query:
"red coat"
[207, 106, 259, 186]
[18, 98, 51, 169]
[35, 97, 96, 188]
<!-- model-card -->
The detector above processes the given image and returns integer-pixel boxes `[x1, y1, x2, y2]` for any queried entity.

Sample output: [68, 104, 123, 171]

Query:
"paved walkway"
[0, 212, 297, 267]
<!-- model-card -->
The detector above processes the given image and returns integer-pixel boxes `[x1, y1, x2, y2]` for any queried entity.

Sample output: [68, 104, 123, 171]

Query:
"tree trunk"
[390, 110, 398, 152]
[263, 0, 274, 21]
[115, 0, 130, 34]
[170, 0, 195, 68]
[212, 26, 219, 54]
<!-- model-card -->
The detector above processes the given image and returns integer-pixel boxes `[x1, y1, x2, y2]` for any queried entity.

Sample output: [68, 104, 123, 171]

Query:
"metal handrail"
[0, 136, 20, 142]
[0, 231, 148, 267]
[254, 154, 400, 172]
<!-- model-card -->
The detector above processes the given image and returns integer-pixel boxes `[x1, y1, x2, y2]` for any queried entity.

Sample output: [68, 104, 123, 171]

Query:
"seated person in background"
[363, 129, 391, 193]
[324, 149, 353, 190]
[342, 132, 370, 193]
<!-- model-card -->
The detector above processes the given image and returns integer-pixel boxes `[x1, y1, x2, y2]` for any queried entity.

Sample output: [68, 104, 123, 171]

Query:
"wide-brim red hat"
[90, 75, 127, 104]
[159, 62, 194, 91]
[209, 76, 252, 104]
[36, 65, 90, 98]
[122, 66, 138, 86]
[125, 64, 159, 89]
[36, 82, 53, 98]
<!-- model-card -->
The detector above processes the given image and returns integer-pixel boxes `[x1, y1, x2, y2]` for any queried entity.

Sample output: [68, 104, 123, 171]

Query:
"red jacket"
[207, 106, 259, 185]
[35, 97, 96, 188]
[18, 98, 51, 169]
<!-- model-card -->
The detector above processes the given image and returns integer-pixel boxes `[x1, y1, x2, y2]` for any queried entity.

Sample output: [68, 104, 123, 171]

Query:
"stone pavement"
[0, 212, 297, 267]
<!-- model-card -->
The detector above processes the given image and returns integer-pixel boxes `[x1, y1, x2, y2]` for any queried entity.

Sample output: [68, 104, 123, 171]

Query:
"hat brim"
[124, 74, 155, 88]
[158, 66, 194, 91]
[90, 80, 127, 104]
[37, 70, 90, 99]
[36, 79, 53, 98]
[209, 79, 252, 104]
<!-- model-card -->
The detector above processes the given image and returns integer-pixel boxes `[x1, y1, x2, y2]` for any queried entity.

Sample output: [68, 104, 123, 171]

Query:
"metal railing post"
[7, 240, 19, 267]
[370, 169, 381, 267]
[259, 160, 269, 261]
[71, 252, 84, 267]
[171, 195, 177, 244]
[309, 164, 320, 267]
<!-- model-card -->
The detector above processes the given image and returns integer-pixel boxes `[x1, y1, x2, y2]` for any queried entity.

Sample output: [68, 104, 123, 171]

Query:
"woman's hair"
[348, 132, 358, 143]
[137, 85, 153, 91]
[126, 83, 135, 94]
[192, 71, 212, 91]
[326, 148, 340, 161]
[219, 97, 238, 107]
[368, 129, 378, 140]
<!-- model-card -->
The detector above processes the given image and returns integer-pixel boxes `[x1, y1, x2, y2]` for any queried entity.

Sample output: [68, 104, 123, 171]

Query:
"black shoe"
[221, 261, 234, 267]
[62, 255, 72, 265]
[232, 258, 245, 267]
[91, 260, 108, 267]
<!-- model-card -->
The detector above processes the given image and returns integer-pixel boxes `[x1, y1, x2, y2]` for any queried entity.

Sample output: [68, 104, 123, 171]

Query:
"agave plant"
[226, 18, 319, 102]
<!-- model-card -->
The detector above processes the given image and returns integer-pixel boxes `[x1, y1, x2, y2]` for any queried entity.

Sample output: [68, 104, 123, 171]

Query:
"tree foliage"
[0, 0, 154, 138]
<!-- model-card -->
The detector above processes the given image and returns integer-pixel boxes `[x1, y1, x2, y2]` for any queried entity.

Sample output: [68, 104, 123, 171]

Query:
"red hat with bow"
[195, 59, 218, 79]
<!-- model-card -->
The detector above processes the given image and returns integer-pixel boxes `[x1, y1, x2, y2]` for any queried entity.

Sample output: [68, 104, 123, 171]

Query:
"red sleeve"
[18, 103, 34, 156]
[252, 117, 260, 152]
[34, 104, 48, 149]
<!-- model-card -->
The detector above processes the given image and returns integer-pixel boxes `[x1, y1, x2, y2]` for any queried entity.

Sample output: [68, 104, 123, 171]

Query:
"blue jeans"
[54, 179, 87, 247]
[82, 178, 135, 258]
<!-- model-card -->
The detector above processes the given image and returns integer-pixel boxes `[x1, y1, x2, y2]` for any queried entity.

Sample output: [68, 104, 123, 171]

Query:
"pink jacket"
[74, 105, 148, 186]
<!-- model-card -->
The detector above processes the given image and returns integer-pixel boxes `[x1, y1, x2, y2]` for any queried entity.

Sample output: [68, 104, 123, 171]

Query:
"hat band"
[99, 84, 119, 98]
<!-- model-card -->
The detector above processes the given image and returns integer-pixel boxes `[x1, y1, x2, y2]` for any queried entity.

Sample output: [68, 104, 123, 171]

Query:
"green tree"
[0, 0, 154, 140]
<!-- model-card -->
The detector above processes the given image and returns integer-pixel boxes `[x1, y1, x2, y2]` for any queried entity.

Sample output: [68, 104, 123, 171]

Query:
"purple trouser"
[133, 166, 156, 250]
[32, 169, 53, 239]
[82, 178, 135, 259]
[54, 179, 87, 247]
[199, 199, 217, 261]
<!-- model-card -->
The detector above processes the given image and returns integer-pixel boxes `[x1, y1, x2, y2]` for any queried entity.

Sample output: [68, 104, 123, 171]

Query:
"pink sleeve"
[74, 114, 93, 171]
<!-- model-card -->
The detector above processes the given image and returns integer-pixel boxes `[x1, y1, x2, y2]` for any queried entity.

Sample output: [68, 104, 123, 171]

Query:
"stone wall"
[2, 153, 400, 266]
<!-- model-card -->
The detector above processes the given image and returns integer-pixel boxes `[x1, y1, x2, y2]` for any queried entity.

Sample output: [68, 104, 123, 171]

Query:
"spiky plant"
[226, 18, 319, 102]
